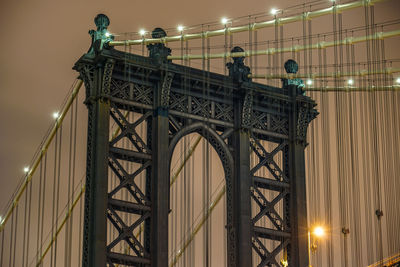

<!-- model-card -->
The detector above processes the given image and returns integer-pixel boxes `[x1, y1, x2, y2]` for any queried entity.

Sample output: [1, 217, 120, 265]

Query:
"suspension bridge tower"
[74, 14, 317, 267]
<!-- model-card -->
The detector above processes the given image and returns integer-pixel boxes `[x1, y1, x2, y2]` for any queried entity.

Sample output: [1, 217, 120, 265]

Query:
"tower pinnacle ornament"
[226, 46, 251, 84]
[87, 14, 114, 55]
[282, 59, 305, 94]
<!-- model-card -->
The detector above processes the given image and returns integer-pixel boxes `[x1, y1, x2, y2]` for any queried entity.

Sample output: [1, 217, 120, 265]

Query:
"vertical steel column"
[288, 84, 309, 267]
[82, 62, 111, 267]
[233, 88, 252, 267]
[150, 81, 169, 267]
[144, 117, 152, 266]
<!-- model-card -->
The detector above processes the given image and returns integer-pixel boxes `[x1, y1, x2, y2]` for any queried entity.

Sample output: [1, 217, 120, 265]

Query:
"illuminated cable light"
[313, 226, 325, 238]
[396, 77, 400, 84]
[105, 31, 111, 37]
[177, 25, 184, 32]
[306, 79, 313, 86]
[53, 112, 59, 119]
[24, 167, 30, 173]
[221, 17, 228, 25]
[270, 8, 279, 15]
[347, 79, 354, 86]
[139, 29, 146, 36]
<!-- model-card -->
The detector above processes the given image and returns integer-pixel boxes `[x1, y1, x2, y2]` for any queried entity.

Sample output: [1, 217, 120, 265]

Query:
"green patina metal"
[88, 14, 114, 56]
[282, 59, 305, 93]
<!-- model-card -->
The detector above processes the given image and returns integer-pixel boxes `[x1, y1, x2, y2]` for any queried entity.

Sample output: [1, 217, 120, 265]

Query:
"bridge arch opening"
[168, 123, 232, 267]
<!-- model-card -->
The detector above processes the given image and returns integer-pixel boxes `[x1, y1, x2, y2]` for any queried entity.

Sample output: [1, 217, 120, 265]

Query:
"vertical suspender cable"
[387, 34, 400, 253]
[71, 91, 78, 265]
[36, 157, 44, 265]
[371, 6, 385, 263]
[40, 154, 47, 266]
[280, 23, 284, 83]
[50, 128, 59, 267]
[78, 178, 83, 267]
[267, 40, 271, 81]
[322, 35, 334, 267]
[249, 16, 253, 73]
[201, 24, 206, 267]
[317, 32, 323, 266]
[183, 133, 187, 265]
[254, 19, 258, 80]
[65, 93, 74, 267]
[22, 167, 29, 267]
[392, 79, 400, 252]
[9, 206, 14, 266]
[303, 5, 307, 78]
[54, 123, 62, 266]
[368, 5, 384, 263]
[223, 22, 228, 267]
[0, 224, 4, 265]
[274, 14, 278, 86]
[206, 23, 211, 267]
[340, 11, 351, 266]
[333, 3, 345, 266]
[363, 6, 373, 263]
[348, 36, 362, 266]
[380, 29, 393, 256]
[26, 173, 33, 267]
[12, 205, 18, 266]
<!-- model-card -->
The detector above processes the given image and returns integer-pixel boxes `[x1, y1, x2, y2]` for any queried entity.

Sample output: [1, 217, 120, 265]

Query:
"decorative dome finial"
[284, 59, 298, 74]
[94, 14, 110, 31]
[152, 28, 167, 39]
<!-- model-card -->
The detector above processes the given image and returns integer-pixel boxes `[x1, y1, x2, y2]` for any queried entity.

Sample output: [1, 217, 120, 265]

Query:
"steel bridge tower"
[74, 14, 317, 267]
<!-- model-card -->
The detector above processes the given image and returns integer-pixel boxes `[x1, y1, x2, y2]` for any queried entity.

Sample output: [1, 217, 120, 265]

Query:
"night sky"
[0, 0, 399, 265]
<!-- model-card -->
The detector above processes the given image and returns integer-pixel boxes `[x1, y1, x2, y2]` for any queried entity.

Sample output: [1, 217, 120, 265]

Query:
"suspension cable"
[35, 183, 85, 267]
[0, 79, 83, 233]
[166, 29, 400, 61]
[109, 0, 387, 47]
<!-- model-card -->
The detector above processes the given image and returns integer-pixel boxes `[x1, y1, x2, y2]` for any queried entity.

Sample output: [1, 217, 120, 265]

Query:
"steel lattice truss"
[107, 105, 152, 265]
[250, 137, 290, 267]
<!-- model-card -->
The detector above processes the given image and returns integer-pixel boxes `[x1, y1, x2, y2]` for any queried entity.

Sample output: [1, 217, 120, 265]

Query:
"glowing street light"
[53, 112, 59, 119]
[221, 17, 228, 25]
[24, 166, 30, 173]
[105, 31, 111, 37]
[177, 25, 184, 32]
[139, 29, 146, 36]
[308, 225, 326, 264]
[313, 226, 325, 238]
[270, 8, 279, 15]
[396, 77, 400, 84]
[306, 79, 313, 86]
[347, 79, 354, 86]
